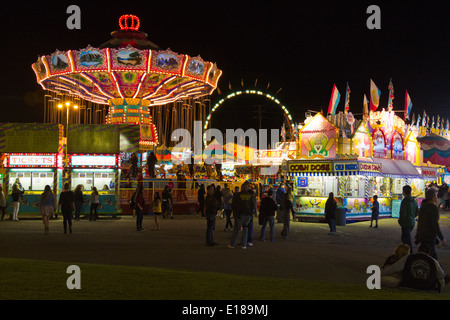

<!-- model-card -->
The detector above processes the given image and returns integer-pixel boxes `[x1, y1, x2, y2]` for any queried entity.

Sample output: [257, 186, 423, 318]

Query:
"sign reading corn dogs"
[288, 162, 333, 174]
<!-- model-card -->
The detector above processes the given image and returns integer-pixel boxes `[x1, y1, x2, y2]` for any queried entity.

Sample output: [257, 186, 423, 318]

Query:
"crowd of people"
[2, 174, 450, 292]
[197, 181, 296, 248]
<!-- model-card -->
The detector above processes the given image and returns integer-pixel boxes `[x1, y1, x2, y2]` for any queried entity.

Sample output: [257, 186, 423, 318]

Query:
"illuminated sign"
[334, 162, 358, 172]
[288, 162, 332, 173]
[70, 155, 117, 167]
[7, 154, 57, 168]
[359, 162, 382, 173]
[421, 168, 437, 178]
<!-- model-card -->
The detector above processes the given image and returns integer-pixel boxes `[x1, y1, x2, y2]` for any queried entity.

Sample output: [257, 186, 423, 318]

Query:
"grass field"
[0, 257, 448, 300]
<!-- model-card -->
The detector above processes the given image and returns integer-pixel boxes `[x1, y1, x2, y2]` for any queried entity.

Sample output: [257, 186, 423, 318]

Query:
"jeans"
[328, 218, 336, 233]
[206, 215, 216, 245]
[75, 201, 83, 220]
[230, 215, 251, 247]
[281, 211, 291, 238]
[260, 216, 275, 241]
[136, 206, 143, 231]
[90, 203, 99, 221]
[224, 209, 233, 229]
[401, 225, 414, 254]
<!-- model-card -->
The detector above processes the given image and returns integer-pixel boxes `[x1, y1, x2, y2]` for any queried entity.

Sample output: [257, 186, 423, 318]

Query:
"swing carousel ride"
[32, 14, 222, 145]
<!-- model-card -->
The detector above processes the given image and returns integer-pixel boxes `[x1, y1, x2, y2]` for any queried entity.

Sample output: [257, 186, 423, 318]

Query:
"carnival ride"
[32, 14, 222, 146]
[204, 89, 295, 145]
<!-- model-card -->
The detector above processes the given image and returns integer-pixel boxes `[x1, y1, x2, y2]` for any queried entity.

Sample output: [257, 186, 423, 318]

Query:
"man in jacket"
[399, 185, 419, 254]
[228, 181, 256, 249]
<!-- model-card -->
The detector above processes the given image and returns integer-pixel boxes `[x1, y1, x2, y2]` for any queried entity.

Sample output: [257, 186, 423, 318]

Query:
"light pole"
[58, 102, 78, 167]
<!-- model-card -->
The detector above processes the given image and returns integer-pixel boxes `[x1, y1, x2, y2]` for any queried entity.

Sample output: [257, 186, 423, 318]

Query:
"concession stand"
[67, 125, 121, 215]
[0, 124, 63, 215]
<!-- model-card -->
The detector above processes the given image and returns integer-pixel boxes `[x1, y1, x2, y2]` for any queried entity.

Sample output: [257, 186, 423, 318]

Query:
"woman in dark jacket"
[325, 192, 337, 235]
[416, 189, 446, 260]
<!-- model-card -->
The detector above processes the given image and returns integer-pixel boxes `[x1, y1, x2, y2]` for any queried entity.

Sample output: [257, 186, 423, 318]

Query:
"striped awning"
[287, 172, 334, 177]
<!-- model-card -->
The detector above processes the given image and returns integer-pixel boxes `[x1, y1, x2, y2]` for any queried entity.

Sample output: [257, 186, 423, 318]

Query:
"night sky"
[2, 0, 450, 133]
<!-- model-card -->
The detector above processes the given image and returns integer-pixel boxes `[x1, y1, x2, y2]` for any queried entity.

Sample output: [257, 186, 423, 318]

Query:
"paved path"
[1, 212, 449, 292]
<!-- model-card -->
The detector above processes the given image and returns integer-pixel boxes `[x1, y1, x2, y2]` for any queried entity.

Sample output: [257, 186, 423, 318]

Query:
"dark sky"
[2, 0, 450, 132]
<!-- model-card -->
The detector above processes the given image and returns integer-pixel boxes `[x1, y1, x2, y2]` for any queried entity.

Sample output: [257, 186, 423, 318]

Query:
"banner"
[370, 79, 381, 112]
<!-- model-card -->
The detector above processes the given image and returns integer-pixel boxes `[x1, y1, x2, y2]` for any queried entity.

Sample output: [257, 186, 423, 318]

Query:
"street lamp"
[58, 102, 78, 167]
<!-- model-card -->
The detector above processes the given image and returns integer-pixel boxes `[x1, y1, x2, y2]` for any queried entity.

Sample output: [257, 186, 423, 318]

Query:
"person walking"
[89, 187, 100, 221]
[281, 192, 295, 238]
[229, 181, 255, 249]
[205, 185, 220, 246]
[399, 185, 419, 254]
[73, 184, 84, 221]
[59, 182, 74, 234]
[415, 189, 446, 260]
[370, 195, 380, 228]
[134, 185, 145, 231]
[0, 186, 6, 221]
[325, 192, 337, 235]
[152, 192, 162, 230]
[40, 185, 54, 233]
[259, 189, 278, 242]
[11, 179, 24, 221]
[223, 187, 233, 231]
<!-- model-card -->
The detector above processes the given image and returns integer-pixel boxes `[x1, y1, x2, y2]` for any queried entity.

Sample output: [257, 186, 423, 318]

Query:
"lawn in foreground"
[0, 257, 447, 300]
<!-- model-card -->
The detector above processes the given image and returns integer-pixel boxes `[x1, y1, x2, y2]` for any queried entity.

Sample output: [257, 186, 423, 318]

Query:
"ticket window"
[72, 170, 115, 192]
[9, 170, 53, 191]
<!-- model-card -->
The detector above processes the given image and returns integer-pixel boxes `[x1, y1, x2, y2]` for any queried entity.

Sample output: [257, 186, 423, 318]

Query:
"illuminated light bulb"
[58, 104, 63, 109]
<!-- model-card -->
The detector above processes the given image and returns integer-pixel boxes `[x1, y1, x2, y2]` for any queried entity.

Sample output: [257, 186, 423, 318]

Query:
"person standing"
[370, 195, 380, 228]
[152, 192, 162, 231]
[11, 179, 24, 221]
[325, 192, 337, 235]
[73, 184, 84, 221]
[197, 184, 206, 217]
[40, 185, 54, 234]
[259, 189, 278, 242]
[399, 185, 419, 254]
[147, 151, 157, 178]
[0, 186, 6, 221]
[205, 185, 220, 246]
[135, 185, 145, 231]
[59, 182, 74, 234]
[281, 192, 295, 238]
[222, 187, 233, 231]
[229, 181, 255, 249]
[415, 189, 446, 260]
[90, 187, 100, 221]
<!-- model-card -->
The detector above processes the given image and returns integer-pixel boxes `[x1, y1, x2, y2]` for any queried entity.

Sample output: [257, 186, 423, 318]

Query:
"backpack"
[400, 254, 439, 292]
[129, 190, 138, 209]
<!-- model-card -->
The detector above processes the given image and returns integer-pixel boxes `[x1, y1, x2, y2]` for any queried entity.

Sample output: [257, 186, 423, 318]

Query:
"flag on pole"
[437, 115, 441, 129]
[411, 113, 416, 127]
[432, 116, 435, 129]
[388, 78, 395, 111]
[328, 84, 341, 115]
[447, 119, 449, 131]
[370, 79, 381, 112]
[405, 91, 413, 120]
[344, 82, 351, 114]
[417, 114, 421, 128]
[363, 94, 369, 119]
[422, 110, 427, 127]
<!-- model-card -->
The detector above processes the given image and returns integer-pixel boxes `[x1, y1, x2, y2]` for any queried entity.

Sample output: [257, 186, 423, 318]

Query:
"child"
[152, 192, 162, 230]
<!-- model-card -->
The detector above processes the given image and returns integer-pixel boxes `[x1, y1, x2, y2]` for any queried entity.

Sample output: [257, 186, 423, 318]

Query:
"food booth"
[67, 125, 121, 215]
[0, 123, 63, 215]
